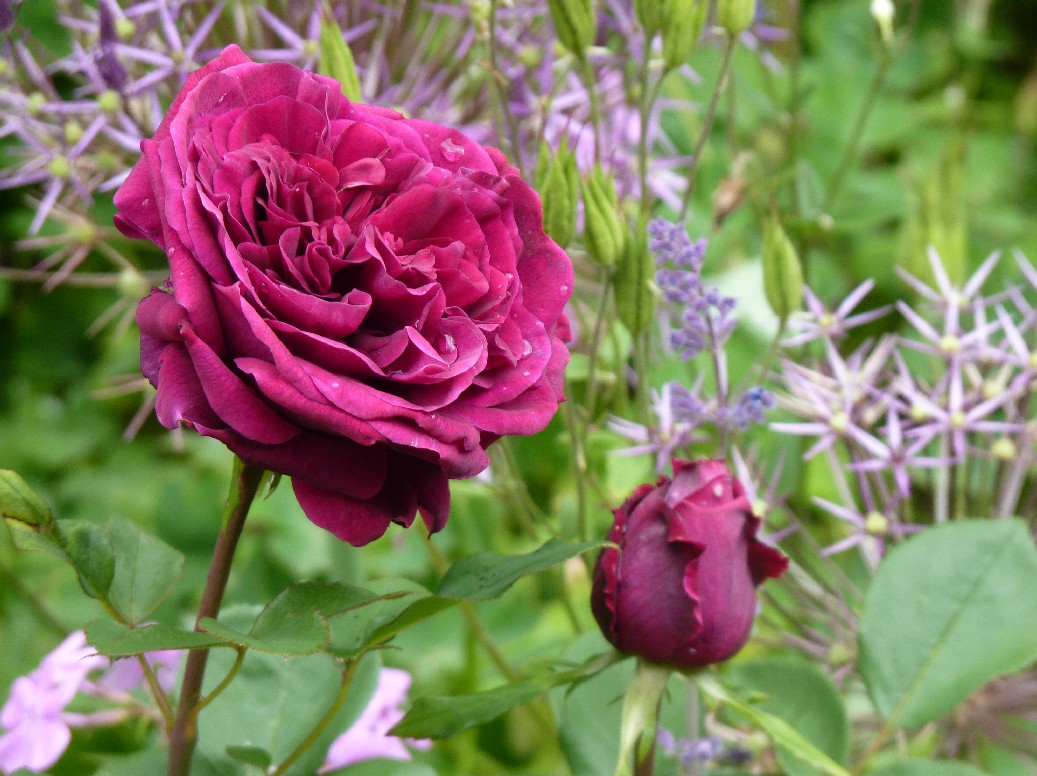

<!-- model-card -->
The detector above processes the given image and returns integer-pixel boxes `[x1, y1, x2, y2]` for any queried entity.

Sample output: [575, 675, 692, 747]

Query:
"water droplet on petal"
[559, 284, 569, 294]
[440, 137, 465, 162]
[522, 370, 530, 377]
[521, 339, 533, 356]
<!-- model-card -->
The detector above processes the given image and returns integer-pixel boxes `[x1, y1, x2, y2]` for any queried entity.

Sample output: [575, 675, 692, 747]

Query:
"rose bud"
[590, 459, 788, 670]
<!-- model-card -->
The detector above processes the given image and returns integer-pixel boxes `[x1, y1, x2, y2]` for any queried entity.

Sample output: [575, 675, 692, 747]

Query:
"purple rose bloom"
[591, 459, 788, 670]
[114, 46, 573, 545]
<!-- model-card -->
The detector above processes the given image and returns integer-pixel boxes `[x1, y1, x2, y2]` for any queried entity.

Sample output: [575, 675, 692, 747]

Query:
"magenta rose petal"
[292, 480, 394, 546]
[152, 345, 222, 431]
[116, 47, 573, 545]
[181, 328, 300, 445]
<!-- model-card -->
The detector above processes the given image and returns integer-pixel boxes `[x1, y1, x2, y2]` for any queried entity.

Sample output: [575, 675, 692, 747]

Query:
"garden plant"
[2, 1, 1037, 775]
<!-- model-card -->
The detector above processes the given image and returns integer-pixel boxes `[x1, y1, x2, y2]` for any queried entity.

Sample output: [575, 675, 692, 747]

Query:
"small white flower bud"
[870, 0, 895, 45]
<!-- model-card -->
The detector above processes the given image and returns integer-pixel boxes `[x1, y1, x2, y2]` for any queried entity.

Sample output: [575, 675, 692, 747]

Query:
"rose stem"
[167, 460, 266, 776]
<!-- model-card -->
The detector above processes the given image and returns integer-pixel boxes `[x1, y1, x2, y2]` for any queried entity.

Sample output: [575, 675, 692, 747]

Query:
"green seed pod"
[535, 143, 578, 248]
[634, 0, 673, 38]
[613, 224, 655, 336]
[762, 214, 804, 321]
[581, 167, 624, 269]
[662, 0, 709, 73]
[548, 0, 596, 59]
[717, 0, 756, 36]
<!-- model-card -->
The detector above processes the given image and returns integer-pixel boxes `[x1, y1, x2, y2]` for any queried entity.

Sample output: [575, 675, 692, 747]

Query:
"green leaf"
[364, 595, 456, 646]
[106, 517, 184, 624]
[201, 581, 395, 656]
[91, 748, 170, 776]
[319, 18, 362, 101]
[436, 538, 607, 601]
[86, 619, 226, 657]
[858, 519, 1037, 729]
[225, 745, 272, 769]
[196, 646, 380, 776]
[698, 675, 853, 776]
[864, 760, 989, 776]
[3, 516, 64, 558]
[549, 633, 688, 776]
[328, 580, 430, 657]
[62, 520, 116, 599]
[727, 657, 849, 776]
[0, 469, 51, 526]
[200, 612, 326, 656]
[390, 680, 546, 739]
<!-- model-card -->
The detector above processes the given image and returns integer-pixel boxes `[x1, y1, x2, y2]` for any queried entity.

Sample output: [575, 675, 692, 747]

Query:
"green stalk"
[680, 37, 737, 218]
[268, 659, 361, 776]
[820, 50, 892, 213]
[167, 461, 266, 776]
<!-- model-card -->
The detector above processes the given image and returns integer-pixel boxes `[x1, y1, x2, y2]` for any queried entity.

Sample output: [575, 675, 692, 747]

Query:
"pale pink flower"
[320, 668, 430, 773]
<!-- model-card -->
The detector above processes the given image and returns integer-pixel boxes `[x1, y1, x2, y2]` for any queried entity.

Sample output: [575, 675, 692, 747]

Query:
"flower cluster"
[609, 219, 775, 473]
[0, 631, 180, 774]
[772, 249, 1036, 561]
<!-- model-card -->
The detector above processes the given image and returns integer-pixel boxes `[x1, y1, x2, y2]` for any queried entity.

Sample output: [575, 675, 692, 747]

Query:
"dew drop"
[559, 284, 569, 294]
[440, 137, 465, 162]
[330, 381, 340, 389]
[522, 370, 530, 377]
[141, 198, 149, 206]
[521, 339, 533, 356]
[712, 483, 725, 498]
[442, 333, 456, 351]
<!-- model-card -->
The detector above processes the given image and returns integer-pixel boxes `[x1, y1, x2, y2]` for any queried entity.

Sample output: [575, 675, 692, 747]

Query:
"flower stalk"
[166, 460, 266, 776]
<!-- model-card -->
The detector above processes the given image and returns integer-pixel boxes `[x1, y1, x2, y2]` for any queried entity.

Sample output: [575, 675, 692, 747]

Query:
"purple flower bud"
[0, 0, 17, 34]
[95, 0, 127, 89]
[591, 459, 788, 670]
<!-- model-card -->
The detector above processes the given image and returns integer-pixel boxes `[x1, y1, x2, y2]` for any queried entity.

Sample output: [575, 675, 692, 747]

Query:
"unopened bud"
[97, 89, 121, 114]
[991, 437, 1017, 461]
[115, 16, 136, 39]
[548, 0, 596, 59]
[26, 91, 46, 115]
[870, 0, 895, 45]
[864, 511, 889, 535]
[762, 214, 804, 320]
[535, 142, 578, 249]
[634, 0, 673, 38]
[117, 268, 149, 300]
[662, 0, 708, 72]
[717, 0, 756, 36]
[614, 225, 655, 336]
[828, 642, 854, 667]
[63, 120, 84, 145]
[581, 166, 624, 268]
[46, 155, 71, 179]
